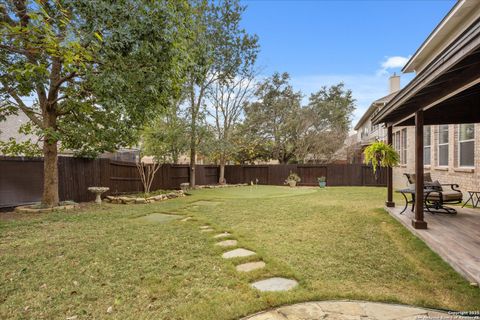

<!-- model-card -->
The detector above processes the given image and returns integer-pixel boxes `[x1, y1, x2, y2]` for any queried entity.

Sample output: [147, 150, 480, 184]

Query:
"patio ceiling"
[372, 17, 480, 127]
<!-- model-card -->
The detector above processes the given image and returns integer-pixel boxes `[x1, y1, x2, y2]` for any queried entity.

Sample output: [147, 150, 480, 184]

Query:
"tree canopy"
[0, 0, 191, 205]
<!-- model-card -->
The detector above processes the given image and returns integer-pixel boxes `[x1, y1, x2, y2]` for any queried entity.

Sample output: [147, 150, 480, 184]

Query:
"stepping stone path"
[215, 239, 238, 247]
[181, 217, 192, 222]
[222, 248, 256, 259]
[241, 301, 450, 320]
[236, 261, 265, 272]
[213, 232, 231, 239]
[206, 226, 295, 292]
[251, 277, 298, 292]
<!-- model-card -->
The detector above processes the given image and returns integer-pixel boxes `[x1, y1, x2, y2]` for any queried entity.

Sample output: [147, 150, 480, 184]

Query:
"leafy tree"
[142, 100, 189, 164]
[230, 124, 272, 164]
[244, 72, 302, 163]
[185, 0, 258, 187]
[206, 65, 257, 183]
[0, 0, 190, 207]
[295, 83, 355, 163]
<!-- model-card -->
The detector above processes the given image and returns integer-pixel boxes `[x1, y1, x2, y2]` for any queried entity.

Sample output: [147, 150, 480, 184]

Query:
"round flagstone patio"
[241, 301, 450, 320]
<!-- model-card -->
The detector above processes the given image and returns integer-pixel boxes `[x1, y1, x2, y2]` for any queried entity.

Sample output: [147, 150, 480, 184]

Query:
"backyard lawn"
[1, 186, 479, 319]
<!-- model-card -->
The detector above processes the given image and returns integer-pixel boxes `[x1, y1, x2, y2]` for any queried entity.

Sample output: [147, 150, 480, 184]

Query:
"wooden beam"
[386, 125, 395, 207]
[412, 110, 427, 229]
[394, 84, 480, 126]
[388, 63, 480, 126]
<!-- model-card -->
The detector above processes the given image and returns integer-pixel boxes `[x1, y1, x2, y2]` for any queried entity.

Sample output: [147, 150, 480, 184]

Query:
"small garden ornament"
[88, 187, 110, 204]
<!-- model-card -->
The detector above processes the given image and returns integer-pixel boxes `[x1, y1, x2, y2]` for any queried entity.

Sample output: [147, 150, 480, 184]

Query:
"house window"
[424, 126, 431, 166]
[394, 131, 401, 158]
[401, 128, 407, 164]
[438, 125, 449, 166]
[458, 124, 475, 167]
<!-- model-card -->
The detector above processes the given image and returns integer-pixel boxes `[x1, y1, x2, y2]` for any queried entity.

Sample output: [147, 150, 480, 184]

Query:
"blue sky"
[240, 0, 455, 126]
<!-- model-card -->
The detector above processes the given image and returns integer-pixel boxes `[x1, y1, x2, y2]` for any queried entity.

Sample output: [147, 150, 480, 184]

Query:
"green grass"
[1, 186, 479, 319]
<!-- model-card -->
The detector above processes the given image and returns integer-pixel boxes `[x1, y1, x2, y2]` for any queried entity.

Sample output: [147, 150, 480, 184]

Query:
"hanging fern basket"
[363, 141, 400, 179]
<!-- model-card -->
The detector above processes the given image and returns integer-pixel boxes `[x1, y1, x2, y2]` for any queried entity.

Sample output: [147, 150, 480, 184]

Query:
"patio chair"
[404, 173, 462, 214]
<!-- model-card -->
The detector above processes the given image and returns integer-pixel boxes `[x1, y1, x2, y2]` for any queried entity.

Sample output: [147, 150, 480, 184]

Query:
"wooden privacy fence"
[0, 157, 385, 208]
[224, 164, 387, 186]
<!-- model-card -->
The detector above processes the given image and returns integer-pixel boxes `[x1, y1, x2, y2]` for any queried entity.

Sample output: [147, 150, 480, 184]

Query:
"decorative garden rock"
[88, 187, 110, 204]
[103, 190, 186, 205]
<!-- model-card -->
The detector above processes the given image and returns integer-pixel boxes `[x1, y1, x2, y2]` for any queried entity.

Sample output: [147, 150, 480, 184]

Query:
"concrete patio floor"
[385, 205, 480, 285]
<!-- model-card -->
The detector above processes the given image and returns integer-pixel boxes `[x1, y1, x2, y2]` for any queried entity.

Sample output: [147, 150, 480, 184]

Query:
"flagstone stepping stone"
[137, 213, 181, 223]
[251, 277, 298, 292]
[200, 229, 214, 233]
[199, 225, 211, 229]
[222, 248, 256, 259]
[215, 239, 238, 247]
[236, 261, 265, 272]
[181, 217, 192, 222]
[213, 232, 231, 238]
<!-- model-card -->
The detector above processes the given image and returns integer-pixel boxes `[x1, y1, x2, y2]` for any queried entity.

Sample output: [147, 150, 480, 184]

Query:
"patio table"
[462, 190, 480, 208]
[395, 188, 438, 214]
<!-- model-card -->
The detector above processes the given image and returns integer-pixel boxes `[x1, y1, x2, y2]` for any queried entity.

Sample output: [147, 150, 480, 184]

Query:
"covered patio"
[372, 3, 480, 285]
[388, 205, 480, 284]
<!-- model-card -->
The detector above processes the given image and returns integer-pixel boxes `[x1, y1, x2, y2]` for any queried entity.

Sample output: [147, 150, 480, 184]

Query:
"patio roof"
[377, 1, 480, 231]
[372, 16, 480, 126]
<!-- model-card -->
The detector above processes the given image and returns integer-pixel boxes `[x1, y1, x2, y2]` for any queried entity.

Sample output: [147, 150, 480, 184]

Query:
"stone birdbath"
[88, 187, 110, 204]
[180, 182, 190, 193]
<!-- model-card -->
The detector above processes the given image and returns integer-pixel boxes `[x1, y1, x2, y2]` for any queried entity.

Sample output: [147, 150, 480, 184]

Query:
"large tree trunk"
[42, 112, 59, 207]
[219, 155, 226, 184]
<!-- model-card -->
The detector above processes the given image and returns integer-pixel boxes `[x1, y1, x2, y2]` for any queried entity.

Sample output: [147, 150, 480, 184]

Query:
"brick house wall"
[392, 124, 480, 197]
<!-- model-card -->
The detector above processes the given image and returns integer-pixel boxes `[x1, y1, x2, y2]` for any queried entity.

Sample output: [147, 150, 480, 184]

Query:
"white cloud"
[377, 55, 411, 75]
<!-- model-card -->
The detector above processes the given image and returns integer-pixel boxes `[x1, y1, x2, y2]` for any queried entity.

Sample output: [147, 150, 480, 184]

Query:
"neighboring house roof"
[0, 113, 36, 143]
[354, 92, 397, 130]
[403, 0, 480, 73]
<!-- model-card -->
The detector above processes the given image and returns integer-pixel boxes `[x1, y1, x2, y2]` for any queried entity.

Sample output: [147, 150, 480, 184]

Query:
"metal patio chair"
[404, 173, 462, 214]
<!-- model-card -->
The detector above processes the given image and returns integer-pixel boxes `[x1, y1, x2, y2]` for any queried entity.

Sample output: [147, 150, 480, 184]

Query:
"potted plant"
[317, 176, 326, 188]
[363, 141, 400, 179]
[285, 171, 301, 187]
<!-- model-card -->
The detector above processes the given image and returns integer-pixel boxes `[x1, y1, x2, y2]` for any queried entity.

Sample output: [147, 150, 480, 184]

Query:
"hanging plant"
[363, 141, 400, 173]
